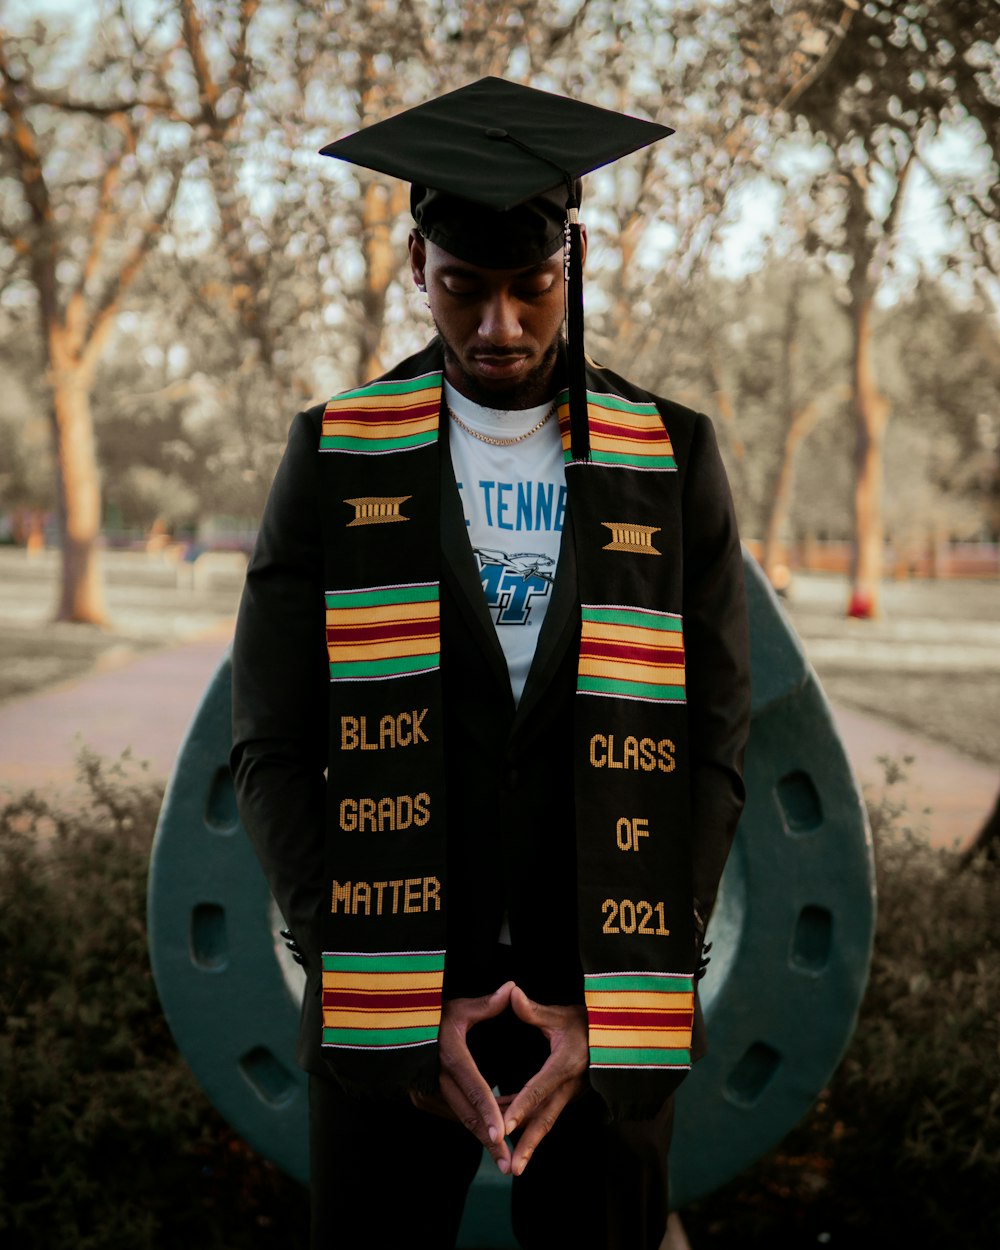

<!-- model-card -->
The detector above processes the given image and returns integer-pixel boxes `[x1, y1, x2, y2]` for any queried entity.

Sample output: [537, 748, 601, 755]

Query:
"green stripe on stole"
[316, 363, 695, 1116]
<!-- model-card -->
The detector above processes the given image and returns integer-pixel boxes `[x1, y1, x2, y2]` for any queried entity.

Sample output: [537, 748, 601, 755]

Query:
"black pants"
[309, 1006, 674, 1250]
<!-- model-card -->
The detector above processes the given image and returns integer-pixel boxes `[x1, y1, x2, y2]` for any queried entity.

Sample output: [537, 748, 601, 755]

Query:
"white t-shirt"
[445, 380, 566, 705]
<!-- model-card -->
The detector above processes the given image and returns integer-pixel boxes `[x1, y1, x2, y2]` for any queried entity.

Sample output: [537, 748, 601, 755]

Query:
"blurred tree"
[759, 267, 848, 585]
[0, 14, 189, 621]
[0, 298, 50, 547]
[164, 0, 746, 499]
[731, 0, 1000, 616]
[674, 255, 853, 555]
[879, 276, 1000, 564]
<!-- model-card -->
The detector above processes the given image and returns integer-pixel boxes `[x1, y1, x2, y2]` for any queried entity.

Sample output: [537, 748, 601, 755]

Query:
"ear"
[578, 223, 588, 269]
[408, 229, 427, 289]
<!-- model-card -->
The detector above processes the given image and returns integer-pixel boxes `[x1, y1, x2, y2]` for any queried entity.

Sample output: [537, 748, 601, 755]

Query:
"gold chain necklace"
[446, 399, 556, 447]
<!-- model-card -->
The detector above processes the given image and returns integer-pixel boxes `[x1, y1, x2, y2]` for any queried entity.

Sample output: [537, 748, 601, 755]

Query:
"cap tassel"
[566, 211, 590, 462]
[481, 127, 590, 460]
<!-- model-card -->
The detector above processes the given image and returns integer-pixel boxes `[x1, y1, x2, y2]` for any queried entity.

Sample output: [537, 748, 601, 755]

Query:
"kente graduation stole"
[317, 363, 694, 1117]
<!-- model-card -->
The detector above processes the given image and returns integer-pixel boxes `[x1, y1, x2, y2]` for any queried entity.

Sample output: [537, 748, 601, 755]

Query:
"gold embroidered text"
[340, 710, 429, 750]
[616, 816, 650, 852]
[331, 876, 441, 916]
[601, 898, 671, 936]
[338, 792, 431, 833]
[589, 734, 675, 773]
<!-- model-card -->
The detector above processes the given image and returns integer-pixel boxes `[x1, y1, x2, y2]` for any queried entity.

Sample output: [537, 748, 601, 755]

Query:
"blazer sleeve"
[681, 412, 751, 938]
[230, 409, 330, 976]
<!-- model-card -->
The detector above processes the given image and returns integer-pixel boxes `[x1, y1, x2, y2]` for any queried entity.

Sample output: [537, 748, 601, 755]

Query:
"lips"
[469, 352, 531, 380]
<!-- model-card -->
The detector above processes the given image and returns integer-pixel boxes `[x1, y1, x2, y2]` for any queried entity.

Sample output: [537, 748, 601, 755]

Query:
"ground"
[0, 546, 242, 705]
[0, 546, 997, 771]
[781, 571, 1000, 768]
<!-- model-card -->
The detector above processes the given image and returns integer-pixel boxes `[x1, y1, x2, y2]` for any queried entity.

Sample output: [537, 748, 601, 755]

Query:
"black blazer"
[231, 342, 749, 1075]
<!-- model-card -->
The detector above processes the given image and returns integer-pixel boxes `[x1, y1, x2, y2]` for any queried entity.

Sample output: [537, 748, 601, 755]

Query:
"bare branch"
[541, 0, 593, 60]
[0, 32, 60, 328]
[233, 0, 262, 95]
[179, 0, 219, 125]
[777, 2, 855, 114]
[66, 113, 137, 348]
[921, 158, 1000, 276]
[884, 147, 917, 241]
[80, 164, 183, 372]
[17, 86, 176, 117]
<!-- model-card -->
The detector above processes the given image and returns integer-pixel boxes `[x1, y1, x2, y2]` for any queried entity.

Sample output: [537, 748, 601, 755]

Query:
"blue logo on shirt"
[476, 549, 554, 625]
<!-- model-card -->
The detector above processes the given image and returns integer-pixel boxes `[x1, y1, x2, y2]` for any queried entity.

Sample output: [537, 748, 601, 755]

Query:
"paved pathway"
[0, 630, 994, 851]
[0, 628, 232, 793]
[829, 703, 994, 851]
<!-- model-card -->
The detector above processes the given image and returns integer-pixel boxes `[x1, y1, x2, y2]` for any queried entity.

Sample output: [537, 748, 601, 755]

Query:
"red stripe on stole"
[579, 640, 684, 665]
[325, 399, 439, 425]
[326, 619, 439, 644]
[323, 990, 442, 1010]
[588, 1009, 693, 1028]
[587, 417, 671, 444]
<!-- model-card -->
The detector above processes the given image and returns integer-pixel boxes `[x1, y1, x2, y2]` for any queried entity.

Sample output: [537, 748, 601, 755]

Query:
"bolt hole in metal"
[204, 765, 240, 834]
[791, 905, 833, 974]
[724, 1041, 783, 1108]
[776, 770, 823, 834]
[189, 902, 229, 971]
[239, 1045, 296, 1107]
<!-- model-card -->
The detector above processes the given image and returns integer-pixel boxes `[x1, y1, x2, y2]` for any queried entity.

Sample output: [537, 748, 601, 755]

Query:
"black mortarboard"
[320, 77, 673, 459]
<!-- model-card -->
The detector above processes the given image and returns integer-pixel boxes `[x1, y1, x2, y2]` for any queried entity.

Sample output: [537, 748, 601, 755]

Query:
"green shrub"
[0, 754, 308, 1250]
[4, 755, 996, 1246]
[684, 763, 1000, 1247]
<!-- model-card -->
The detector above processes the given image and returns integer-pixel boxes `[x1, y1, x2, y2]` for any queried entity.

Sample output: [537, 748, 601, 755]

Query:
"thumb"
[509, 984, 541, 1025]
[475, 979, 515, 1020]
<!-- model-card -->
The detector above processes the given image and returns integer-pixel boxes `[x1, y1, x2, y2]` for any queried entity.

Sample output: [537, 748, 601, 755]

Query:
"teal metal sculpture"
[147, 552, 875, 1246]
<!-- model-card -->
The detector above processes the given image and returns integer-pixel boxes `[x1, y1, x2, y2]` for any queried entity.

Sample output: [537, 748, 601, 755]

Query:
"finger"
[439, 1072, 512, 1173]
[408, 1088, 457, 1121]
[464, 979, 515, 1023]
[508, 984, 541, 1027]
[438, 1031, 508, 1151]
[440, 982, 515, 1039]
[510, 1084, 579, 1176]
[503, 1053, 566, 1134]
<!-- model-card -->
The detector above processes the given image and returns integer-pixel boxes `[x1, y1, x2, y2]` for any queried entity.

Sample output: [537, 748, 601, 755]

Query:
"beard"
[434, 321, 561, 410]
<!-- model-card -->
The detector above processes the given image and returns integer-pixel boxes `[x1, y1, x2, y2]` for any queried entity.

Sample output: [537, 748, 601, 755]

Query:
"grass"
[1, 555, 996, 773]
[0, 547, 240, 707]
[814, 667, 1000, 768]
[0, 622, 159, 706]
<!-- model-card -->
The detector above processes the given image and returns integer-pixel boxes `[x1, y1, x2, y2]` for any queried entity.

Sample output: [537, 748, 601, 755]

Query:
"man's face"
[409, 233, 581, 410]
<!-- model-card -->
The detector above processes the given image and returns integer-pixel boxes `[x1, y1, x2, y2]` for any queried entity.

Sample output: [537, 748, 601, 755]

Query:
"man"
[232, 78, 749, 1250]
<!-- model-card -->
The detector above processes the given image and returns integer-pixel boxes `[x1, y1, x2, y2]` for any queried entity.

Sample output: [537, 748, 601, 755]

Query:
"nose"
[478, 292, 522, 346]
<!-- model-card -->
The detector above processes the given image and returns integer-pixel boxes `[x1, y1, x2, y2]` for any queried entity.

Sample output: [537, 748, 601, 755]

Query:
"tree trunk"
[51, 368, 106, 624]
[847, 291, 889, 619]
[762, 399, 819, 587]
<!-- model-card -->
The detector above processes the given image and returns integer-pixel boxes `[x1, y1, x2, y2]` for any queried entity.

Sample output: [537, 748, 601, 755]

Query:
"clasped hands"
[409, 981, 588, 1177]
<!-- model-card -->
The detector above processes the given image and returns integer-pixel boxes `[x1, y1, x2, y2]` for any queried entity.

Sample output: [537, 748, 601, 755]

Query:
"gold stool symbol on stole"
[601, 522, 661, 555]
[344, 496, 412, 526]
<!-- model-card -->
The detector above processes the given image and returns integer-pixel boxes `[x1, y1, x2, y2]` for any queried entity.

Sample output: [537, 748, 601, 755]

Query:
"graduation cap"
[321, 77, 673, 460]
